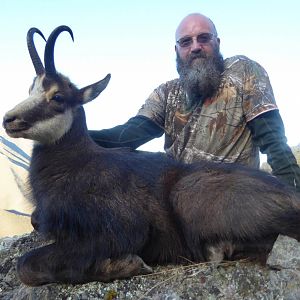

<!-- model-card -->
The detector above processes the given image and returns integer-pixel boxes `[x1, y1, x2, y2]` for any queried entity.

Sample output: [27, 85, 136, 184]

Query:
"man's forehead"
[175, 14, 215, 40]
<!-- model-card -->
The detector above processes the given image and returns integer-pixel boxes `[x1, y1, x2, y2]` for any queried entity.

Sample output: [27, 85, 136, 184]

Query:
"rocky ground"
[1, 232, 300, 299]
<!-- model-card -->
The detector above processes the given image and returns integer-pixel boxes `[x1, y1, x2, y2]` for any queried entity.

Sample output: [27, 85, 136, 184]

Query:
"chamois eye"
[52, 94, 64, 103]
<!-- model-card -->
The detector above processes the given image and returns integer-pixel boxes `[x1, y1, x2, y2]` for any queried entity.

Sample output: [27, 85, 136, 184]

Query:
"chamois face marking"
[3, 74, 76, 144]
[45, 83, 60, 103]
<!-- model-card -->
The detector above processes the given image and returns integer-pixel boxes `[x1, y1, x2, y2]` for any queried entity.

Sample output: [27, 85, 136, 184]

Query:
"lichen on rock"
[1, 233, 300, 299]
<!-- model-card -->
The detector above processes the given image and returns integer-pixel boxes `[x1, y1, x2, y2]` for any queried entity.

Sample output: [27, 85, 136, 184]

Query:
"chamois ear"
[80, 73, 111, 104]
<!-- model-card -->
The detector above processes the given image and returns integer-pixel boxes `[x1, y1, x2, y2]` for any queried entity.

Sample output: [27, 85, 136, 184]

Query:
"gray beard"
[176, 50, 224, 110]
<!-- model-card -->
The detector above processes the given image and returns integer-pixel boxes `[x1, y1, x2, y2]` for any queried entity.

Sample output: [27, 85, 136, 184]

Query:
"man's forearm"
[247, 110, 300, 192]
[89, 115, 164, 149]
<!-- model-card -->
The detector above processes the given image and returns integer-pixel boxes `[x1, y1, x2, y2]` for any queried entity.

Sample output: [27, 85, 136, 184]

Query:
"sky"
[1, 0, 299, 153]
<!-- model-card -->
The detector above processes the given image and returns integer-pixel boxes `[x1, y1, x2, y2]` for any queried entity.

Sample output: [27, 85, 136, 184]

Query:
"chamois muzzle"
[27, 28, 46, 75]
[44, 25, 74, 76]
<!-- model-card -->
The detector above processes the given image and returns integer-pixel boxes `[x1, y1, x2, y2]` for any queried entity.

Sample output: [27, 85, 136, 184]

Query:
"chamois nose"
[2, 114, 16, 128]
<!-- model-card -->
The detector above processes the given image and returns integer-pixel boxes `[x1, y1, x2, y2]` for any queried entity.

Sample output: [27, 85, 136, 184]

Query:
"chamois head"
[3, 25, 110, 144]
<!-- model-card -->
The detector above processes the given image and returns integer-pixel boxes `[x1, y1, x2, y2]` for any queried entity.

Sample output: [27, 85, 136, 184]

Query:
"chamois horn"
[44, 25, 74, 76]
[27, 28, 46, 75]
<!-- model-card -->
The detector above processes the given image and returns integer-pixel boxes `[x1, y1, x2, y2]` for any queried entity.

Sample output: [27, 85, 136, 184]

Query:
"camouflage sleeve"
[242, 59, 278, 122]
[136, 83, 168, 128]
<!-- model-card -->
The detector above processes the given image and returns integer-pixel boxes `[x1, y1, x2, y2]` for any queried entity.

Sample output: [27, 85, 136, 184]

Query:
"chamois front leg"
[30, 209, 40, 232]
[17, 243, 153, 286]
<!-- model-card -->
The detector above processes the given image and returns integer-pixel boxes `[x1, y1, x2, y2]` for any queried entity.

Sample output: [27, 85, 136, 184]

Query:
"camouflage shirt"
[137, 55, 278, 168]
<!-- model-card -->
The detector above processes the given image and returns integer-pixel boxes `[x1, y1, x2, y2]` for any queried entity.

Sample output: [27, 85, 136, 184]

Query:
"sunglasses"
[176, 33, 216, 48]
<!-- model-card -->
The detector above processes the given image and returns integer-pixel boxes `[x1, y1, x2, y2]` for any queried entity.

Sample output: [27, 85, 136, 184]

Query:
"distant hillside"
[293, 144, 300, 163]
[0, 129, 33, 237]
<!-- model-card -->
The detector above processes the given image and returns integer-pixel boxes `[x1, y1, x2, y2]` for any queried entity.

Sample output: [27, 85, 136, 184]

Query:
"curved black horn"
[44, 25, 74, 76]
[27, 28, 46, 75]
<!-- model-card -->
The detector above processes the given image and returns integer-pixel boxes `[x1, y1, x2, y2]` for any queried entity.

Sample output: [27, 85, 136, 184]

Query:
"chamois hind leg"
[202, 237, 277, 266]
[17, 243, 153, 286]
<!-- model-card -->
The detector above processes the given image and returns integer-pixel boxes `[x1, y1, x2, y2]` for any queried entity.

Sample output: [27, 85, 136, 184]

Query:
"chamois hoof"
[99, 254, 153, 281]
[137, 259, 153, 275]
[120, 254, 153, 276]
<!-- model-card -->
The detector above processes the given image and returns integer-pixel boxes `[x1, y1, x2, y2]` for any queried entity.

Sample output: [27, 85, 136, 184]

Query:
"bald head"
[175, 13, 218, 42]
[174, 13, 220, 61]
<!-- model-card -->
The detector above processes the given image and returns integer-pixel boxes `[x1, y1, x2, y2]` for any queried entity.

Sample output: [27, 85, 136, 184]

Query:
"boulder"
[1, 233, 300, 299]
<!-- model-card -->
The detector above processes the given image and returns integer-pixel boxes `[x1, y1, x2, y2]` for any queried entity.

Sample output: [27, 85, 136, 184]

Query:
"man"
[89, 13, 300, 192]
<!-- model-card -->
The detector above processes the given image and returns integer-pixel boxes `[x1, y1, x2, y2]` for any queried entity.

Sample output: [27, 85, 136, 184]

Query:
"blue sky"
[1, 0, 299, 152]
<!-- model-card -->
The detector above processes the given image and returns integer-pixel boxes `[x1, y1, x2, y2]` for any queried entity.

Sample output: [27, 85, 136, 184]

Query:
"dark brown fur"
[16, 107, 300, 286]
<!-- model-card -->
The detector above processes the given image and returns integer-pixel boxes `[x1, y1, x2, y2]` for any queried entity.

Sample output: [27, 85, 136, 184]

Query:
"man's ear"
[80, 73, 111, 104]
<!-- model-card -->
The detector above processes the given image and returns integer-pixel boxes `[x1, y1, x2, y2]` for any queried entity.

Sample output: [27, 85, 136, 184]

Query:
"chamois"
[3, 26, 300, 286]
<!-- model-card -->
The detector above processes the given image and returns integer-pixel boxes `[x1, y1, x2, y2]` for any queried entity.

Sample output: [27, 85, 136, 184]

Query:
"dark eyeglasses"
[176, 33, 216, 48]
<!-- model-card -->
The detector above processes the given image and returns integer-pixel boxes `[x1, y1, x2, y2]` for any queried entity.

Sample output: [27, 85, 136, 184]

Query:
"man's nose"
[190, 38, 203, 52]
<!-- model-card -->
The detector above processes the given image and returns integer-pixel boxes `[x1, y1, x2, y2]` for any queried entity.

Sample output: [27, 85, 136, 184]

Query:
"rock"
[0, 236, 20, 252]
[267, 235, 300, 270]
[1, 232, 300, 299]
